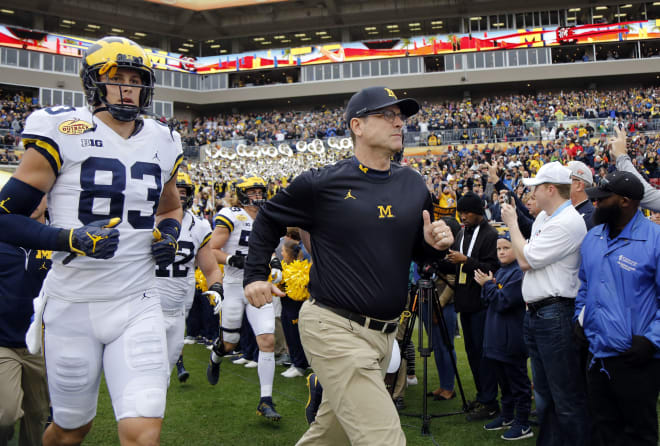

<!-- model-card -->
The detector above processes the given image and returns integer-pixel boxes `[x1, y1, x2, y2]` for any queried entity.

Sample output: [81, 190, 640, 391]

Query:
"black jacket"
[440, 218, 499, 313]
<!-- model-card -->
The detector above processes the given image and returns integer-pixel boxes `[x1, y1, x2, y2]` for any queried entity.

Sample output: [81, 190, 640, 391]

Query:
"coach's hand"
[423, 210, 453, 251]
[244, 280, 285, 308]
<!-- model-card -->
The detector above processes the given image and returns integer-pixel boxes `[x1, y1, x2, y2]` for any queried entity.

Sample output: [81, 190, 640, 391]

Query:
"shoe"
[466, 402, 500, 421]
[484, 416, 513, 431]
[176, 360, 190, 383]
[257, 398, 281, 421]
[426, 387, 444, 397]
[183, 336, 196, 345]
[501, 423, 533, 440]
[206, 355, 221, 385]
[195, 335, 206, 345]
[407, 375, 418, 386]
[433, 389, 456, 401]
[305, 373, 323, 424]
[393, 396, 405, 411]
[232, 354, 249, 365]
[275, 353, 291, 366]
[244, 360, 258, 368]
[281, 366, 305, 378]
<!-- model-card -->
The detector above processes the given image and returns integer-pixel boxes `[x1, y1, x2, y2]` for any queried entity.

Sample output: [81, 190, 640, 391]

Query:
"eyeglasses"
[362, 109, 407, 123]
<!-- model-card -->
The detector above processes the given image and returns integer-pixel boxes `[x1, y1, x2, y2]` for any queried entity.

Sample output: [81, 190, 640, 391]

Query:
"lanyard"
[460, 225, 480, 257]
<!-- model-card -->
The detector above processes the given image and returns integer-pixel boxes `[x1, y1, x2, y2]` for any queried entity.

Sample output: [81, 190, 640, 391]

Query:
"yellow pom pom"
[282, 259, 311, 301]
[195, 268, 208, 292]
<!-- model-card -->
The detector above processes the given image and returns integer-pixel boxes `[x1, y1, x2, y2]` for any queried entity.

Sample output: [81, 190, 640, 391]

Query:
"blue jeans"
[422, 302, 457, 391]
[524, 301, 588, 446]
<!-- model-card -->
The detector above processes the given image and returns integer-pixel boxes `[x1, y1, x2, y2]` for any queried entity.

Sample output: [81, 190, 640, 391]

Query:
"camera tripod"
[398, 265, 468, 435]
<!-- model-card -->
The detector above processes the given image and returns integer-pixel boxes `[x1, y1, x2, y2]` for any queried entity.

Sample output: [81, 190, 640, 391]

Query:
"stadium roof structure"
[0, 0, 653, 55]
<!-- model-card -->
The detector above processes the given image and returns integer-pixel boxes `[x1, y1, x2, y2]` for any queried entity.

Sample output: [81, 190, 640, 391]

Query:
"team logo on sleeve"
[59, 119, 94, 135]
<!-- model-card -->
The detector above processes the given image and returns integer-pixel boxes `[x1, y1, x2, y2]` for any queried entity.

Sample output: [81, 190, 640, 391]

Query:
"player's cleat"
[206, 336, 226, 385]
[257, 397, 281, 421]
[305, 373, 323, 424]
[176, 357, 189, 383]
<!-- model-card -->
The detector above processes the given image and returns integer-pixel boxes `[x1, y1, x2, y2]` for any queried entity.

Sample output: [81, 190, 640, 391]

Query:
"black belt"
[310, 299, 398, 334]
[527, 296, 574, 314]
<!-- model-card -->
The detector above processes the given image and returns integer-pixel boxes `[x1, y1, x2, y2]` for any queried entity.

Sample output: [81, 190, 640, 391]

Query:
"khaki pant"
[0, 347, 50, 446]
[296, 300, 406, 446]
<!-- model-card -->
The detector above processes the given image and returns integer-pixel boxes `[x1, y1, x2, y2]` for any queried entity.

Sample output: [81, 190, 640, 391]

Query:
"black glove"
[64, 218, 121, 259]
[269, 257, 283, 271]
[227, 253, 245, 269]
[573, 322, 589, 349]
[622, 335, 656, 367]
[151, 228, 178, 267]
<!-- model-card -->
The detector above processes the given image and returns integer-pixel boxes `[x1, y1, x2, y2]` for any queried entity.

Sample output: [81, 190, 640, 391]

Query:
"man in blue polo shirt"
[575, 171, 660, 446]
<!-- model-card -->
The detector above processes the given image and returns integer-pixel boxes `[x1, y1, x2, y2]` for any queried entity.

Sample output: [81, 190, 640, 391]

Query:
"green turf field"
[76, 332, 538, 446]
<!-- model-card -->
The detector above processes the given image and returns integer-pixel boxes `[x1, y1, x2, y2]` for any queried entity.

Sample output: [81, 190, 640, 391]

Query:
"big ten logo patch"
[81, 139, 104, 148]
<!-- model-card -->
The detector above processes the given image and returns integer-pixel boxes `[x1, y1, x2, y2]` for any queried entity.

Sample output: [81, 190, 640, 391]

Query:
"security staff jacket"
[0, 242, 52, 348]
[575, 211, 660, 359]
[244, 157, 439, 320]
[439, 219, 499, 313]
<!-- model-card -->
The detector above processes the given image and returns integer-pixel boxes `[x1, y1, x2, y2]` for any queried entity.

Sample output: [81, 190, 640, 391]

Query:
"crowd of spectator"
[182, 87, 659, 148]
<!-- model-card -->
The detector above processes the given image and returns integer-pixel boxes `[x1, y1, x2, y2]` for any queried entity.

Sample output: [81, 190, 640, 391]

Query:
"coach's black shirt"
[244, 157, 439, 320]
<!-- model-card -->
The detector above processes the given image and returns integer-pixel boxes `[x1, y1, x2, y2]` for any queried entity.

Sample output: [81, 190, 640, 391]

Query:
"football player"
[207, 177, 283, 421]
[0, 37, 183, 445]
[155, 171, 223, 383]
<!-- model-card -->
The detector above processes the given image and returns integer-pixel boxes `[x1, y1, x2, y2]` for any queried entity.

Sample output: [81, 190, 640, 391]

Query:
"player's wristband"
[0, 177, 45, 216]
[157, 218, 181, 241]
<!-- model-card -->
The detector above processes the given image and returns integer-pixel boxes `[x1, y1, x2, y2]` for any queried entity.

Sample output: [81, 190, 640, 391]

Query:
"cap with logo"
[567, 160, 594, 186]
[522, 161, 572, 187]
[585, 171, 644, 201]
[345, 86, 419, 125]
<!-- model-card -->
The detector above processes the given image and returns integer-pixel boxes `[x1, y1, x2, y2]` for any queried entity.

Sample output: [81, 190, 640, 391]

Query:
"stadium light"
[592, 14, 604, 19]
[316, 31, 327, 35]
[568, 8, 581, 12]
[492, 22, 504, 27]
[653, 2, 660, 5]
[470, 17, 482, 21]
[431, 25, 443, 29]
[134, 32, 147, 37]
[294, 33, 306, 37]
[321, 35, 332, 39]
[111, 28, 124, 33]
[566, 16, 577, 21]
[205, 39, 215, 43]
[367, 31, 379, 34]
[389, 29, 400, 33]
[364, 26, 377, 31]
[300, 37, 311, 41]
[87, 24, 101, 29]
[431, 20, 443, 24]
[595, 6, 608, 10]
[220, 49, 227, 53]
[210, 44, 220, 48]
[274, 35, 286, 39]
[178, 47, 189, 52]
[281, 39, 291, 43]
[0, 9, 14, 14]
[408, 22, 421, 27]
[62, 19, 76, 24]
[614, 13, 627, 17]
[386, 25, 399, 29]
[261, 41, 272, 44]
[253, 37, 265, 41]
[620, 4, 632, 8]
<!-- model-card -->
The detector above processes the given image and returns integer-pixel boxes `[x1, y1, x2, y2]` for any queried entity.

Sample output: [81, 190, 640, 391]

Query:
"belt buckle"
[363, 316, 371, 330]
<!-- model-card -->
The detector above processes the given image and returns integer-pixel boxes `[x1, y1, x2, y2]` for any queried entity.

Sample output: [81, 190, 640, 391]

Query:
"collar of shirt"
[350, 156, 391, 180]
[593, 210, 649, 244]
[550, 200, 572, 219]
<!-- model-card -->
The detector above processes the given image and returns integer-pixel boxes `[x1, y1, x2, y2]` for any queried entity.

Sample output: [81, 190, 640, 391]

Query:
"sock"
[258, 350, 275, 398]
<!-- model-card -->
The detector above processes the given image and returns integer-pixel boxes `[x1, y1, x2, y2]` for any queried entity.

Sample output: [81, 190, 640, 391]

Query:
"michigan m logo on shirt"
[378, 205, 395, 219]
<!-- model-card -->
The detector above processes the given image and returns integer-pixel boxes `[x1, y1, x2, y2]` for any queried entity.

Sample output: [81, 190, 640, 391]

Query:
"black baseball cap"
[585, 171, 644, 201]
[345, 86, 419, 125]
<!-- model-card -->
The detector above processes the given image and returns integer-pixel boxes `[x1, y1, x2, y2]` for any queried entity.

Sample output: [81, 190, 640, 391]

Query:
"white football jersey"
[22, 106, 183, 302]
[214, 206, 253, 284]
[155, 211, 212, 311]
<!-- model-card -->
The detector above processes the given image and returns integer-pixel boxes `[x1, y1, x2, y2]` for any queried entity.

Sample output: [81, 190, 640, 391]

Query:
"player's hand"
[226, 253, 245, 269]
[609, 126, 627, 160]
[423, 210, 454, 251]
[244, 280, 285, 308]
[473, 269, 493, 286]
[203, 282, 224, 315]
[501, 203, 518, 228]
[446, 249, 467, 264]
[151, 228, 178, 267]
[269, 257, 283, 284]
[68, 217, 121, 259]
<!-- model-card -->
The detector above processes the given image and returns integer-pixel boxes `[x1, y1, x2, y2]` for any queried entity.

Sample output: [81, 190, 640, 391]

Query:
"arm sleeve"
[243, 171, 315, 286]
[0, 213, 65, 250]
[616, 154, 660, 212]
